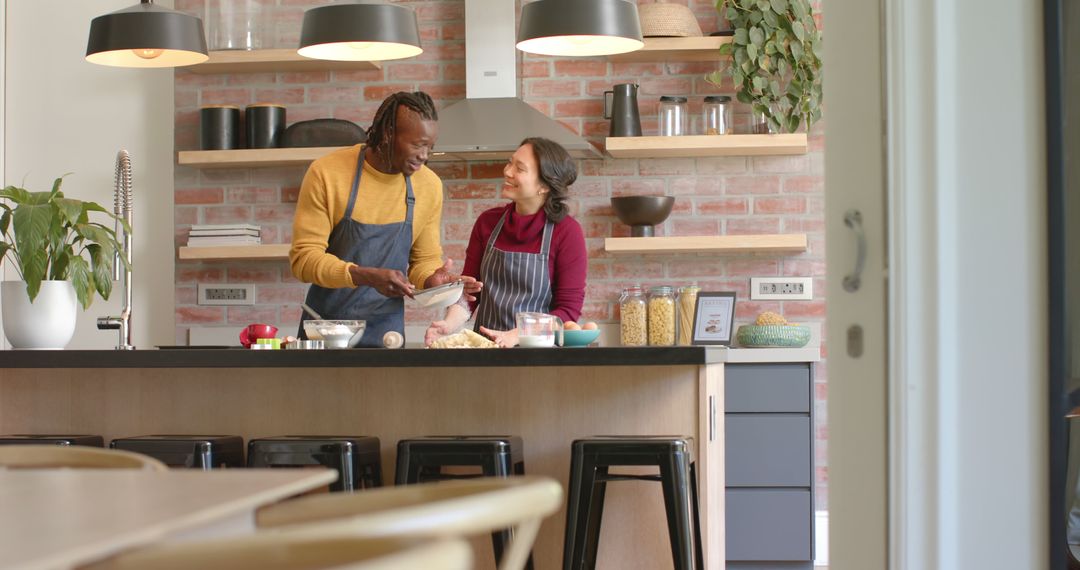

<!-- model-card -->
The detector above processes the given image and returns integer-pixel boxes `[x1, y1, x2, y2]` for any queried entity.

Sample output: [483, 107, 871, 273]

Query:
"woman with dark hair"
[425, 137, 587, 347]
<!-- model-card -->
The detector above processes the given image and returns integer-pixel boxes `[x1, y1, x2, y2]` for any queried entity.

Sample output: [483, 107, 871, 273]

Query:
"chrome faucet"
[97, 150, 134, 350]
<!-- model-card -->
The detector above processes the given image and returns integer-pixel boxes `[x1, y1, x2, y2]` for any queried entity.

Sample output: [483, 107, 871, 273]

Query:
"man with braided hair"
[290, 91, 481, 347]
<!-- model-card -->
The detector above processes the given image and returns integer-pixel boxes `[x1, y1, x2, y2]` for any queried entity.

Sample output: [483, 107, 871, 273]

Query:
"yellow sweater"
[290, 145, 444, 289]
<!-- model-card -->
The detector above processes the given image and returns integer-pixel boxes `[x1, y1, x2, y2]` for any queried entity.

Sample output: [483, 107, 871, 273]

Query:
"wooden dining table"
[0, 468, 337, 570]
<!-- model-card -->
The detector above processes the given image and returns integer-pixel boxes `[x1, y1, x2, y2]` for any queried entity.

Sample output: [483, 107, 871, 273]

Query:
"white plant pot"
[2, 280, 77, 349]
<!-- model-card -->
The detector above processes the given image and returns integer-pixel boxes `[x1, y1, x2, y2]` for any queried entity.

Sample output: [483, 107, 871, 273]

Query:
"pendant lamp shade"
[517, 0, 644, 57]
[86, 0, 208, 68]
[298, 1, 423, 62]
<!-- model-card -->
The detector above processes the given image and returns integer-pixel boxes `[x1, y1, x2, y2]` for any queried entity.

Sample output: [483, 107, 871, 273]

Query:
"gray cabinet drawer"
[726, 415, 811, 486]
[726, 489, 813, 562]
[726, 364, 811, 413]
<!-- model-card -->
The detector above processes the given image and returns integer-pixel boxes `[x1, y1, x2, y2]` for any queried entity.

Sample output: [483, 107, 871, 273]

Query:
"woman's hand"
[479, 326, 519, 348]
[425, 258, 483, 302]
[350, 266, 415, 298]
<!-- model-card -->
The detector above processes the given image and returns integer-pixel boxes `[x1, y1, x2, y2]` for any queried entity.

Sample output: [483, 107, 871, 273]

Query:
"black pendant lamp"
[86, 0, 208, 68]
[298, 1, 422, 62]
[517, 0, 644, 57]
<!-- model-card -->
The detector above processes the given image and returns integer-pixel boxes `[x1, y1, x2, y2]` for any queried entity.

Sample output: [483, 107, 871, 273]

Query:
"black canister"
[200, 105, 240, 150]
[246, 103, 286, 149]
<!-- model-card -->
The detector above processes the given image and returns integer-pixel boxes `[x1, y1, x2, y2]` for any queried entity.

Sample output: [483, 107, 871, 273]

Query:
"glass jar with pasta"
[619, 285, 647, 346]
[647, 286, 676, 346]
[677, 285, 700, 345]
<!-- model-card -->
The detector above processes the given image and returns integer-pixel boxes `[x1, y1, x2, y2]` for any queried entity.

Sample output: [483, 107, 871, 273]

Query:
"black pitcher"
[603, 83, 642, 137]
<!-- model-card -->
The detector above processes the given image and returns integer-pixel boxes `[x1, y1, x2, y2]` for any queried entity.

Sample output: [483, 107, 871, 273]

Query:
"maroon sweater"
[463, 203, 587, 323]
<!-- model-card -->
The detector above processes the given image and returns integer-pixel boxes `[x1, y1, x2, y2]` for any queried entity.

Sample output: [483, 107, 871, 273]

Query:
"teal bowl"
[736, 324, 811, 348]
[559, 329, 601, 347]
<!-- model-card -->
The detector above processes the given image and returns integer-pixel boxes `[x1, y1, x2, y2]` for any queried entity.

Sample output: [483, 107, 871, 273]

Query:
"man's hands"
[424, 259, 483, 302]
[350, 266, 415, 298]
[424, 303, 471, 347]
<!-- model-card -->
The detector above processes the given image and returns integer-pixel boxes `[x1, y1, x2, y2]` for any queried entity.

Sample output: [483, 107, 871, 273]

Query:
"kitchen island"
[0, 346, 818, 570]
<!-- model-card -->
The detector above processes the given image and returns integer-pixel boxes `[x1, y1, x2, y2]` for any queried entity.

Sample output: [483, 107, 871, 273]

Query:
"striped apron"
[473, 210, 555, 331]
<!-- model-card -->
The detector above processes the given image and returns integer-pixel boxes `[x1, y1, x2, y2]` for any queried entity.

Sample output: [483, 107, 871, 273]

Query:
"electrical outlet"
[198, 283, 255, 306]
[750, 277, 813, 300]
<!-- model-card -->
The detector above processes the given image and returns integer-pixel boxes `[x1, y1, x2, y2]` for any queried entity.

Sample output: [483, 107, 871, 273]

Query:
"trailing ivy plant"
[707, 0, 823, 133]
[0, 176, 129, 309]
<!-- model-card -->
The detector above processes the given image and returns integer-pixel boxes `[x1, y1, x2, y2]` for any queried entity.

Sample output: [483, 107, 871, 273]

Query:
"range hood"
[430, 0, 601, 161]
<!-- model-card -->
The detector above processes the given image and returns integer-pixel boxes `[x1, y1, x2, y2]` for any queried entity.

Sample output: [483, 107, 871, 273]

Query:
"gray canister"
[200, 105, 240, 150]
[246, 103, 286, 149]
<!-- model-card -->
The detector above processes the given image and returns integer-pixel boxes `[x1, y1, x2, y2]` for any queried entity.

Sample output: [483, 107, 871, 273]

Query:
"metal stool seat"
[110, 435, 244, 469]
[563, 436, 703, 570]
[247, 435, 383, 492]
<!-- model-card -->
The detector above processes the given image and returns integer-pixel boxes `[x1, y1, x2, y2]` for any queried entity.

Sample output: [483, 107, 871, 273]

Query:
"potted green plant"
[0, 176, 128, 348]
[707, 0, 823, 134]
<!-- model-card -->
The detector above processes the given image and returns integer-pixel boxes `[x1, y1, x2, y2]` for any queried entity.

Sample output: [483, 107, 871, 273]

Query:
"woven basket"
[638, 3, 703, 38]
[736, 325, 811, 348]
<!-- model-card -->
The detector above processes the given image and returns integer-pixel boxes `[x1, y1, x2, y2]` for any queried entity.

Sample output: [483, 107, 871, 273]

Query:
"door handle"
[843, 209, 866, 292]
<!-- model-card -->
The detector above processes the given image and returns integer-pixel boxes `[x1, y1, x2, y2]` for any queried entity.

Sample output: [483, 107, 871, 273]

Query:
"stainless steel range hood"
[430, 0, 601, 161]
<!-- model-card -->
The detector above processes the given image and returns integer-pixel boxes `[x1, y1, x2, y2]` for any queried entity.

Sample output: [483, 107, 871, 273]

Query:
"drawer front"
[726, 415, 811, 487]
[726, 364, 811, 413]
[726, 489, 813, 562]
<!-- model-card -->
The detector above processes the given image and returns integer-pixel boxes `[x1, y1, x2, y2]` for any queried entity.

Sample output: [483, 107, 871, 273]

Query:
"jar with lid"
[619, 285, 647, 346]
[206, 0, 271, 50]
[647, 286, 677, 346]
[658, 96, 688, 136]
[677, 286, 700, 345]
[702, 95, 733, 135]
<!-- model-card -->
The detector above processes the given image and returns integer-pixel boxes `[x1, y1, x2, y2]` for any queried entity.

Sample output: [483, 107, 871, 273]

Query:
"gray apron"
[300, 150, 414, 348]
[473, 210, 555, 331]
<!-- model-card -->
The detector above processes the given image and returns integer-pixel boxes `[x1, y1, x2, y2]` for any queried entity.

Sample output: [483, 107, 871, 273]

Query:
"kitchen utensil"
[285, 339, 325, 350]
[301, 303, 325, 320]
[559, 329, 600, 347]
[515, 312, 563, 348]
[610, 196, 676, 237]
[302, 320, 366, 349]
[603, 83, 642, 137]
[200, 105, 240, 150]
[702, 95, 733, 135]
[245, 104, 286, 149]
[735, 324, 811, 348]
[659, 96, 688, 136]
[409, 280, 465, 309]
[239, 323, 278, 348]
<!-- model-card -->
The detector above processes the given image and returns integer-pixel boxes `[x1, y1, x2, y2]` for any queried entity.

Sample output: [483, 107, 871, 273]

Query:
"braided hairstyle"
[366, 91, 438, 169]
[521, 137, 576, 223]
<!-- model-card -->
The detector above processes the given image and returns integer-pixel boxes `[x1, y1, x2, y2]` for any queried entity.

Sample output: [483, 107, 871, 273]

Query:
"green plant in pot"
[707, 0, 823, 134]
[0, 176, 128, 348]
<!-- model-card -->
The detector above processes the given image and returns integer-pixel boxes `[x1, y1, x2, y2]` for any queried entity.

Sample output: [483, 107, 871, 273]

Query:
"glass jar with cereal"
[647, 286, 676, 346]
[619, 285, 647, 346]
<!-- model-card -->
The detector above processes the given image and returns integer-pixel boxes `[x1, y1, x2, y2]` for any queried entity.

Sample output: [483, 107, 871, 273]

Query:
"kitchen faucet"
[97, 150, 134, 350]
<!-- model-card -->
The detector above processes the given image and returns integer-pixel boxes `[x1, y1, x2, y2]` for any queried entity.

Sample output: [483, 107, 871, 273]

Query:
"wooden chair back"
[256, 475, 563, 570]
[0, 444, 167, 471]
[79, 535, 471, 570]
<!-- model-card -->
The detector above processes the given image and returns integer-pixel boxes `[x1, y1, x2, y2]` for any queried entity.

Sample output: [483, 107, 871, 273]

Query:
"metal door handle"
[843, 209, 866, 292]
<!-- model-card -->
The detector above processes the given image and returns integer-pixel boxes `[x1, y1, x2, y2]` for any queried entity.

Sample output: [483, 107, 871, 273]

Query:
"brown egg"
[565, 321, 581, 330]
[582, 321, 598, 330]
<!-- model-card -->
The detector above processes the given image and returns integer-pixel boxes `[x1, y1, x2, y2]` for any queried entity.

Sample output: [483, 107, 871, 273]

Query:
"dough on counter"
[429, 329, 497, 349]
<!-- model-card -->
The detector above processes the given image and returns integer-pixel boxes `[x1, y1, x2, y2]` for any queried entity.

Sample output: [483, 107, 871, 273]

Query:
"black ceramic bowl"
[610, 196, 676, 237]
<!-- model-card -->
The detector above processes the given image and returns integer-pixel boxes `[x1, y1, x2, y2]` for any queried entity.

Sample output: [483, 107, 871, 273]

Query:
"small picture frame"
[691, 291, 737, 346]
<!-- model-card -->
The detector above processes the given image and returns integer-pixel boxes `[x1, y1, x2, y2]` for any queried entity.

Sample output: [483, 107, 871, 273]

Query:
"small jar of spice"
[619, 285, 647, 346]
[647, 286, 676, 346]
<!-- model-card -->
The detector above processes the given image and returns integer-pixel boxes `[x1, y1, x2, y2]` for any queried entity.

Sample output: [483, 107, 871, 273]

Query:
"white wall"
[3, 0, 175, 349]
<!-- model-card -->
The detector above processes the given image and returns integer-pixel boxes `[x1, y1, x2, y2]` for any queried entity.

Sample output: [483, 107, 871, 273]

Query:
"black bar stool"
[247, 435, 383, 492]
[563, 436, 703, 570]
[110, 435, 244, 469]
[0, 434, 104, 447]
[395, 435, 531, 569]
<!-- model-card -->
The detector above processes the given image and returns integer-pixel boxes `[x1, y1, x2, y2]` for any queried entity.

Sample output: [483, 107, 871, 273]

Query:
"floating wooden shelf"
[605, 134, 807, 158]
[607, 36, 731, 62]
[178, 244, 290, 261]
[178, 147, 341, 168]
[604, 234, 808, 255]
[187, 49, 381, 74]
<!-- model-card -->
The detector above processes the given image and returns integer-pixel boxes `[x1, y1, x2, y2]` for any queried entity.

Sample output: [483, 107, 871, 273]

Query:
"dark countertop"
[0, 346, 733, 369]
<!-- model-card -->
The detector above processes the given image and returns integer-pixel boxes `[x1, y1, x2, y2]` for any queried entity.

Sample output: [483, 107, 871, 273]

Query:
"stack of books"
[187, 224, 261, 247]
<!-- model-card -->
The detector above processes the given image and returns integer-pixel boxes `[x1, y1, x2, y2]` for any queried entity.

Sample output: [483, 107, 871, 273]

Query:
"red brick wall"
[173, 0, 828, 508]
